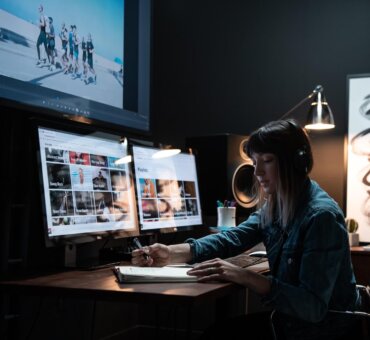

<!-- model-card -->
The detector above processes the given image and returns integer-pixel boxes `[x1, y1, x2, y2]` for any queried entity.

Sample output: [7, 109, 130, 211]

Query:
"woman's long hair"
[245, 119, 313, 227]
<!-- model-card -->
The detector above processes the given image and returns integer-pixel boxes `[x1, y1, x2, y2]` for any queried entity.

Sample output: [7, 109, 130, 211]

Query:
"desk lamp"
[281, 85, 335, 130]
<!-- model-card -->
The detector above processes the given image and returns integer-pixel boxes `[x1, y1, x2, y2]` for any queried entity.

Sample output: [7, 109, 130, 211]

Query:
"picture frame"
[346, 74, 370, 242]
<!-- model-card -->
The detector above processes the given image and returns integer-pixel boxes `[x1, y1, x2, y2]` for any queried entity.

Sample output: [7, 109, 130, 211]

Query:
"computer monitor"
[37, 125, 139, 248]
[0, 0, 152, 133]
[131, 145, 203, 232]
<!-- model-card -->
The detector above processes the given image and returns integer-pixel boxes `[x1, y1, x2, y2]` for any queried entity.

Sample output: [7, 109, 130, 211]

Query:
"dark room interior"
[1, 0, 370, 339]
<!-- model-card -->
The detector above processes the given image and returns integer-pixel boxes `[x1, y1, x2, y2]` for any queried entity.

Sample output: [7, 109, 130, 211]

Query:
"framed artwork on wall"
[346, 74, 370, 242]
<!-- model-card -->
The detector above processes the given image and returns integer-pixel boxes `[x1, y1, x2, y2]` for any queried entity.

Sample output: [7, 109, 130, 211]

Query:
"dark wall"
[151, 0, 370, 209]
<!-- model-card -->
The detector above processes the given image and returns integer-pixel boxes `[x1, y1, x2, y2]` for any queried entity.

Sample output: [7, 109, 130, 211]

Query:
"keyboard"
[225, 253, 268, 268]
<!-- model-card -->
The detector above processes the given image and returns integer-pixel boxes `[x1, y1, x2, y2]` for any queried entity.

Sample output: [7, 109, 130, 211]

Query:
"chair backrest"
[356, 285, 370, 340]
[358, 285, 370, 313]
[270, 285, 370, 340]
[327, 285, 370, 340]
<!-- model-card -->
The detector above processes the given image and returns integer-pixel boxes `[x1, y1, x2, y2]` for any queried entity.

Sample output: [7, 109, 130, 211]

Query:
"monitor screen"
[0, 0, 151, 132]
[38, 126, 139, 246]
[132, 145, 203, 231]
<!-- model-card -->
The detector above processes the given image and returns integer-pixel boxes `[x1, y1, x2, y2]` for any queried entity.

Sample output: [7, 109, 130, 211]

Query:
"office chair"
[270, 285, 370, 340]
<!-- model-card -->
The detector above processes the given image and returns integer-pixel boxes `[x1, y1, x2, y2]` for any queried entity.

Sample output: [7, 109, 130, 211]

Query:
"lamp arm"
[279, 85, 323, 120]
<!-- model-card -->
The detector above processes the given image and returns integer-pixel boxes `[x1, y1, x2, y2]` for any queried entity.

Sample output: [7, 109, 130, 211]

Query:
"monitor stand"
[63, 241, 132, 270]
[64, 244, 77, 268]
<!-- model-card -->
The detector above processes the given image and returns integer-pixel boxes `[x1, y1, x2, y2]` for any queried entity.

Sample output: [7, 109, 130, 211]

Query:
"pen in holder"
[217, 207, 236, 227]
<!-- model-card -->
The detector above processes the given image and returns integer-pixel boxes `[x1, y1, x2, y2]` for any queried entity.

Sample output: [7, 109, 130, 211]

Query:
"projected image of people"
[47, 17, 57, 71]
[59, 21, 68, 70]
[83, 33, 97, 85]
[36, 4, 49, 67]
[0, 0, 124, 109]
[47, 163, 71, 189]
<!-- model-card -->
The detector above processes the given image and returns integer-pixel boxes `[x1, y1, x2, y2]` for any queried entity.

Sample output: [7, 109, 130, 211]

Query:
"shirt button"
[287, 258, 293, 264]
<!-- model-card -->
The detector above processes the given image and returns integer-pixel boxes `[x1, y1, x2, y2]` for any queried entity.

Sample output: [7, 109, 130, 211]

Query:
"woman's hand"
[187, 258, 246, 284]
[131, 243, 170, 267]
[188, 258, 272, 295]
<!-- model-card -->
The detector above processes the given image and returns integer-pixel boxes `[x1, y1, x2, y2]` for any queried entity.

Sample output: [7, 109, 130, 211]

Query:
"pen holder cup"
[217, 207, 236, 227]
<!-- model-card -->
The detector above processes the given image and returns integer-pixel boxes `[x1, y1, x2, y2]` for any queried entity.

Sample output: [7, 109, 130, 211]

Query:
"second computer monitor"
[132, 145, 203, 231]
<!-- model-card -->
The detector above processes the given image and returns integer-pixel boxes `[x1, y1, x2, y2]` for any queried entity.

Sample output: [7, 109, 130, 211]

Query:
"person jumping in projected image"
[36, 4, 50, 67]
[84, 33, 97, 85]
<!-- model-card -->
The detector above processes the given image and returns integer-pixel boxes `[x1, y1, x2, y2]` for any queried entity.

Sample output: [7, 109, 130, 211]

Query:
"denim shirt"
[187, 179, 360, 324]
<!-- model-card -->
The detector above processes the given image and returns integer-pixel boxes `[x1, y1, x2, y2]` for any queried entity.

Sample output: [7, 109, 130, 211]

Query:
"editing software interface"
[38, 126, 138, 242]
[132, 145, 203, 231]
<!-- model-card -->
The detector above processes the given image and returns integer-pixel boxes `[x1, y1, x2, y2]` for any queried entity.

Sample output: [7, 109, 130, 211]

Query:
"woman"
[85, 33, 96, 85]
[132, 119, 361, 340]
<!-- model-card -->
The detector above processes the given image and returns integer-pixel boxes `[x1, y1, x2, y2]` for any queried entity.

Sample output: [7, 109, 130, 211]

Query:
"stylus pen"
[133, 237, 149, 260]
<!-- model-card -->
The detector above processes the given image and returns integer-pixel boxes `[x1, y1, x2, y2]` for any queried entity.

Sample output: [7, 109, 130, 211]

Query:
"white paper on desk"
[114, 266, 198, 283]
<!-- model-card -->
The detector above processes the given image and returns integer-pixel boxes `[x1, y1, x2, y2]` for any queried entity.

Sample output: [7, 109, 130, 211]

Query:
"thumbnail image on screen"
[132, 145, 203, 231]
[38, 126, 138, 239]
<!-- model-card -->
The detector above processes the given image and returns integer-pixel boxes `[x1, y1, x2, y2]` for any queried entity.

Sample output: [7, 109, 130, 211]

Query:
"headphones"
[286, 120, 310, 174]
[294, 146, 309, 174]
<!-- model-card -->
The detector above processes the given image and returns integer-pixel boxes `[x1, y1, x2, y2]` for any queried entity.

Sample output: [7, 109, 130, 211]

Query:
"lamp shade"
[305, 89, 335, 130]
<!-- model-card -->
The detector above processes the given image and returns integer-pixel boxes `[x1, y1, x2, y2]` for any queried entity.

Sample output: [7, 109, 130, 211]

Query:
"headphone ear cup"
[294, 147, 308, 173]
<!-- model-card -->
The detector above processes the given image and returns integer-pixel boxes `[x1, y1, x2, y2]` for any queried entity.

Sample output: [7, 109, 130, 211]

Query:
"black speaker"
[186, 134, 258, 223]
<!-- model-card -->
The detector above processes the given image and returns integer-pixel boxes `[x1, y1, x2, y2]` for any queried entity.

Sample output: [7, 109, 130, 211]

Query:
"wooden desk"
[0, 262, 268, 339]
[0, 267, 244, 305]
[351, 246, 370, 286]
